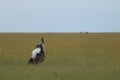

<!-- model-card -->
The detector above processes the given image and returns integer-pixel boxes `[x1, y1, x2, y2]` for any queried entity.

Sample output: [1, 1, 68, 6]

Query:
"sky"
[0, 0, 120, 32]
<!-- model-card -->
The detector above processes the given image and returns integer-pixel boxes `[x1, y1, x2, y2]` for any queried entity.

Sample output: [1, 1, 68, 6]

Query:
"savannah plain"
[0, 33, 120, 80]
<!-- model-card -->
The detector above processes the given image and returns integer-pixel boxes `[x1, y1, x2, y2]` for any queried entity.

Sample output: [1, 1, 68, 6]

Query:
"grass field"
[0, 33, 120, 80]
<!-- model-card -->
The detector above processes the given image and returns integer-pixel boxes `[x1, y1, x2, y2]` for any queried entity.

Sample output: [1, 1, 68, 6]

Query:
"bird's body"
[31, 47, 41, 59]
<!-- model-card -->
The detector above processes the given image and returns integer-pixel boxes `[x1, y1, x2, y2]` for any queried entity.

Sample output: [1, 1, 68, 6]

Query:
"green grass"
[0, 33, 120, 80]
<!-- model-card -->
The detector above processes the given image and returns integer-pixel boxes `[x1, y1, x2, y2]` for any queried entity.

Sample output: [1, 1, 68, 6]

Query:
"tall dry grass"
[0, 33, 120, 80]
